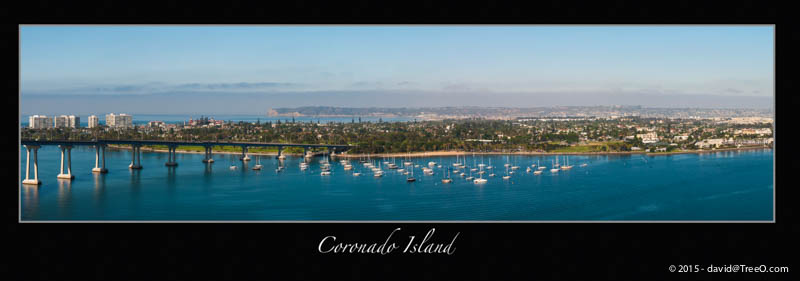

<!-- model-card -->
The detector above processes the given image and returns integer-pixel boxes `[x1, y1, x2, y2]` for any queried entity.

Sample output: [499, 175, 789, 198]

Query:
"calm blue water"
[19, 147, 773, 221]
[20, 114, 414, 127]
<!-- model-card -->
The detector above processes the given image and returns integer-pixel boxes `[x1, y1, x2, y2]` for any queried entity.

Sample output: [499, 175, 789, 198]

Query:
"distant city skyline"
[21, 25, 774, 114]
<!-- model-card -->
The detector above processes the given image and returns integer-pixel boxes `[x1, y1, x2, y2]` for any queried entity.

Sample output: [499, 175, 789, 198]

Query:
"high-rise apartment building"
[88, 115, 99, 128]
[54, 115, 69, 128]
[68, 115, 80, 128]
[29, 115, 54, 129]
[106, 113, 133, 129]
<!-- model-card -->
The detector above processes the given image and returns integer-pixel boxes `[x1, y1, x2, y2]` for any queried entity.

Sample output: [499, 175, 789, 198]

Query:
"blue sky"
[20, 25, 774, 114]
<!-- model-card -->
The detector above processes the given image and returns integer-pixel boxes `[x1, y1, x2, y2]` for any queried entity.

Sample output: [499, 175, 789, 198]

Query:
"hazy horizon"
[21, 25, 774, 115]
[21, 91, 773, 116]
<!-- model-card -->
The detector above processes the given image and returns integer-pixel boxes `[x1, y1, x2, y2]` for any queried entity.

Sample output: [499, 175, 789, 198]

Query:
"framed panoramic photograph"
[11, 21, 793, 281]
[19, 25, 774, 222]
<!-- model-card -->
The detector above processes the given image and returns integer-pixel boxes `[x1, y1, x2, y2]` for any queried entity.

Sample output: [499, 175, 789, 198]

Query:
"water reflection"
[22, 185, 39, 217]
[93, 173, 106, 201]
[130, 169, 142, 194]
[57, 179, 72, 217]
[166, 166, 177, 195]
[241, 160, 249, 176]
[204, 162, 213, 175]
[167, 166, 177, 184]
[202, 163, 214, 193]
[92, 173, 108, 216]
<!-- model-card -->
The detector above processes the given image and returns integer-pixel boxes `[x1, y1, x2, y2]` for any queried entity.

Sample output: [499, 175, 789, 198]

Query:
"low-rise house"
[636, 132, 659, 144]
[673, 135, 689, 141]
[695, 138, 725, 148]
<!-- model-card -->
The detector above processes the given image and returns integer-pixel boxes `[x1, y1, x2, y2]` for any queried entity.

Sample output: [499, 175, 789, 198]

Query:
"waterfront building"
[88, 115, 99, 128]
[68, 115, 80, 128]
[695, 138, 725, 148]
[105, 113, 133, 129]
[54, 115, 69, 128]
[734, 128, 772, 136]
[28, 115, 53, 129]
[148, 121, 165, 128]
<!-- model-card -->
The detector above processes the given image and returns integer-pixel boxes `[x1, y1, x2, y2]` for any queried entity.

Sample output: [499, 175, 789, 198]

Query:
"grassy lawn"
[550, 145, 601, 153]
[549, 141, 623, 153]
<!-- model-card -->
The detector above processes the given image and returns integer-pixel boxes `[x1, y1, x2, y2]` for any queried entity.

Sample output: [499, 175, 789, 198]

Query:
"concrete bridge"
[20, 139, 353, 185]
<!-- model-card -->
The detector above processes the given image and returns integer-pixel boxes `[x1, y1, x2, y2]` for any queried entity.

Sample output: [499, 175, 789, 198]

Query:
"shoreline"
[107, 145, 771, 158]
[335, 146, 771, 158]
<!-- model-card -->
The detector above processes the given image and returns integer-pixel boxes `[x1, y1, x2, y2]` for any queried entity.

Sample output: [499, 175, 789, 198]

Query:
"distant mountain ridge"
[267, 106, 773, 119]
[21, 91, 773, 116]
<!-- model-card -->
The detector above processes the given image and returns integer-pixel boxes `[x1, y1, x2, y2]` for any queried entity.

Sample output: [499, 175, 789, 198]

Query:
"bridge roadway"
[20, 139, 353, 185]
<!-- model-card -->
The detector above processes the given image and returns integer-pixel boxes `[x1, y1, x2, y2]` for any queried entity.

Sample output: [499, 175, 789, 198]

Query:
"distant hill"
[268, 105, 772, 119]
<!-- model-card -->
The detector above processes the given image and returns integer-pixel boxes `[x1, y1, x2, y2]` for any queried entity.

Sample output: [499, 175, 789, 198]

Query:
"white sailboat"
[561, 156, 573, 170]
[252, 155, 263, 170]
[550, 159, 560, 173]
[374, 162, 383, 177]
[465, 157, 474, 180]
[502, 165, 511, 180]
[537, 160, 546, 170]
[407, 165, 416, 182]
[510, 155, 519, 170]
[442, 167, 452, 183]
[474, 164, 487, 184]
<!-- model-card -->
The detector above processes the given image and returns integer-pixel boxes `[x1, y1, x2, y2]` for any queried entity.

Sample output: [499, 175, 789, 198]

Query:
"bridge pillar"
[57, 145, 74, 180]
[277, 146, 285, 159]
[240, 146, 250, 161]
[202, 146, 214, 163]
[165, 145, 178, 166]
[129, 145, 142, 169]
[102, 145, 106, 171]
[92, 144, 108, 173]
[22, 145, 41, 185]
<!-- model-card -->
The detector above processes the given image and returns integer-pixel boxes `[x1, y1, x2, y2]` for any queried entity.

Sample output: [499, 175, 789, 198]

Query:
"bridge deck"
[20, 139, 352, 149]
